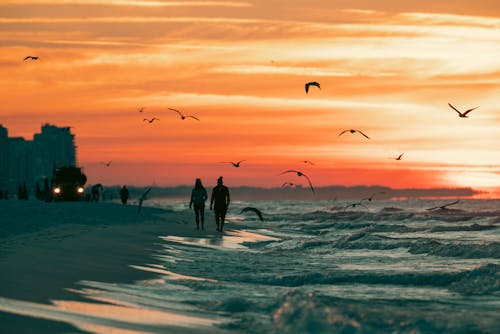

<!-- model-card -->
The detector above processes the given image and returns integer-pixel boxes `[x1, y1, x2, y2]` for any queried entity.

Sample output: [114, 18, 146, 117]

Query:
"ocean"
[78, 198, 500, 333]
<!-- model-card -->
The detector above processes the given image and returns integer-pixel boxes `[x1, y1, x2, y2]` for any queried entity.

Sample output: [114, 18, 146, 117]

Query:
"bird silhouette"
[305, 81, 320, 93]
[24, 56, 39, 61]
[138, 107, 145, 113]
[143, 117, 159, 123]
[221, 160, 246, 168]
[301, 160, 315, 166]
[138, 187, 152, 213]
[281, 182, 297, 188]
[362, 191, 386, 202]
[394, 153, 404, 160]
[100, 160, 112, 167]
[240, 207, 264, 221]
[426, 200, 460, 211]
[168, 108, 200, 121]
[338, 129, 370, 139]
[448, 103, 478, 118]
[343, 201, 368, 211]
[280, 170, 315, 193]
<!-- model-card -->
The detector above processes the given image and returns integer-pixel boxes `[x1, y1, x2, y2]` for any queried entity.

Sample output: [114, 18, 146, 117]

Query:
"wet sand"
[0, 200, 224, 333]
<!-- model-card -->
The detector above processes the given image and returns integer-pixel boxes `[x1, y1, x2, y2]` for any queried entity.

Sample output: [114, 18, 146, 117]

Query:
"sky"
[1, 0, 499, 195]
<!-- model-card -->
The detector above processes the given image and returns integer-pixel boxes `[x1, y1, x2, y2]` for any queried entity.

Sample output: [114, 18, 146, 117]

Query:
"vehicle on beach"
[51, 166, 87, 201]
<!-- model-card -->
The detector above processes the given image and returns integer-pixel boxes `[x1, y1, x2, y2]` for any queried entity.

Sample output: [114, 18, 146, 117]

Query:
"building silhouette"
[0, 123, 77, 194]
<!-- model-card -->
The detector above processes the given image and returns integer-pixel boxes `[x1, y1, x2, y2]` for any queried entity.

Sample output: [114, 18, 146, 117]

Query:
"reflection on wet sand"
[161, 229, 278, 250]
[0, 295, 219, 334]
[131, 264, 216, 282]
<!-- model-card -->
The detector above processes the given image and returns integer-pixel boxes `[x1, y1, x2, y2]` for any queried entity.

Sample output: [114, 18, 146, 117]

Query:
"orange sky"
[1, 1, 499, 195]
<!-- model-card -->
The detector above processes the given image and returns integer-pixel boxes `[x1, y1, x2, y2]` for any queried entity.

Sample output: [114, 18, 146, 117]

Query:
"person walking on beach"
[189, 178, 208, 230]
[210, 176, 230, 232]
[91, 183, 103, 202]
[120, 185, 130, 204]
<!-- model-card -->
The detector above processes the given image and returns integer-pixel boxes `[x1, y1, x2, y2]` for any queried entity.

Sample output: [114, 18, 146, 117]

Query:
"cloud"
[2, 0, 252, 7]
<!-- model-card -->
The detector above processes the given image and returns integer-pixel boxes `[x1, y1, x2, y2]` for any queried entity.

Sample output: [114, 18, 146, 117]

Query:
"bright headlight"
[53, 187, 61, 194]
[77, 187, 84, 194]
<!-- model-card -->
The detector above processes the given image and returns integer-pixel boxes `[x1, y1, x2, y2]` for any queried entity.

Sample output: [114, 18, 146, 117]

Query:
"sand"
[0, 199, 225, 334]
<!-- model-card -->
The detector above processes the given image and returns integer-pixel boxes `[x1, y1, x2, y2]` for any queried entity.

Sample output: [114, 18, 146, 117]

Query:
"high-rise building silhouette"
[0, 123, 77, 193]
[33, 124, 76, 181]
[0, 125, 9, 189]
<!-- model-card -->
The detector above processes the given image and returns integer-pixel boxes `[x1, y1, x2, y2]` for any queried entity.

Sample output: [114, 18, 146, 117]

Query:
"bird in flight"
[168, 108, 200, 121]
[24, 56, 39, 61]
[448, 103, 478, 118]
[221, 160, 246, 168]
[362, 191, 386, 202]
[305, 81, 320, 94]
[394, 153, 404, 161]
[338, 129, 370, 139]
[143, 117, 159, 123]
[280, 170, 315, 193]
[138, 187, 152, 214]
[426, 200, 460, 211]
[343, 201, 368, 211]
[138, 107, 145, 113]
[300, 160, 315, 166]
[100, 160, 112, 167]
[281, 182, 297, 188]
[240, 207, 264, 221]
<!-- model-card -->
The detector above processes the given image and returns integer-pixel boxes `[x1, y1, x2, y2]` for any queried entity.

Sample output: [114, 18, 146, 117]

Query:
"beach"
[0, 200, 227, 334]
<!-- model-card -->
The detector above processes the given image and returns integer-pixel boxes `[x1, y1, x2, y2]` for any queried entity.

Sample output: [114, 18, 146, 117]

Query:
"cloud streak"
[2, 0, 252, 7]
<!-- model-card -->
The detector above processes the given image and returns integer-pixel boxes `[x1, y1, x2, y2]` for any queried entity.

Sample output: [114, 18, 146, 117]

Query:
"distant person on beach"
[189, 178, 208, 230]
[120, 185, 130, 205]
[91, 184, 103, 202]
[210, 176, 230, 232]
[17, 183, 28, 200]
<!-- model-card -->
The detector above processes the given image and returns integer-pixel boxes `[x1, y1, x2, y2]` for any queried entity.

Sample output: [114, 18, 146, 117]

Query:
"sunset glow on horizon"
[1, 1, 499, 196]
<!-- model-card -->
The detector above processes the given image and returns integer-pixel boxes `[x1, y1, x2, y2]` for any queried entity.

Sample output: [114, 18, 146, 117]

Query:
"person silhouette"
[210, 176, 230, 232]
[189, 178, 208, 230]
[91, 183, 103, 202]
[120, 185, 130, 204]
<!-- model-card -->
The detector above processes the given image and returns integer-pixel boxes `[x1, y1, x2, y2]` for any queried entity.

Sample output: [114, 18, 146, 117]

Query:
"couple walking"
[189, 176, 230, 232]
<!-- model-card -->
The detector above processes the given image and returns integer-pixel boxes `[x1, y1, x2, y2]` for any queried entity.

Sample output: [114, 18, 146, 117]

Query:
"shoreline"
[0, 200, 225, 333]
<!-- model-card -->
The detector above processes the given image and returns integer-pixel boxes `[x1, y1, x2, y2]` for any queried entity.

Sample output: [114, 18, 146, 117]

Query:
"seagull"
[343, 201, 368, 211]
[426, 200, 460, 211]
[280, 170, 315, 193]
[338, 129, 370, 139]
[168, 108, 200, 121]
[301, 160, 315, 166]
[394, 153, 404, 161]
[24, 56, 39, 61]
[240, 207, 264, 221]
[138, 187, 152, 214]
[305, 81, 320, 94]
[448, 103, 478, 118]
[143, 117, 159, 123]
[221, 160, 246, 168]
[362, 191, 386, 202]
[138, 107, 145, 113]
[100, 160, 112, 167]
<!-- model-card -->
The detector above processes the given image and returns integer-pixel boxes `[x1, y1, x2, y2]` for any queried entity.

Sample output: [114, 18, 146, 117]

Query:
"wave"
[450, 264, 500, 295]
[409, 241, 500, 259]
[262, 288, 499, 334]
[429, 223, 497, 232]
